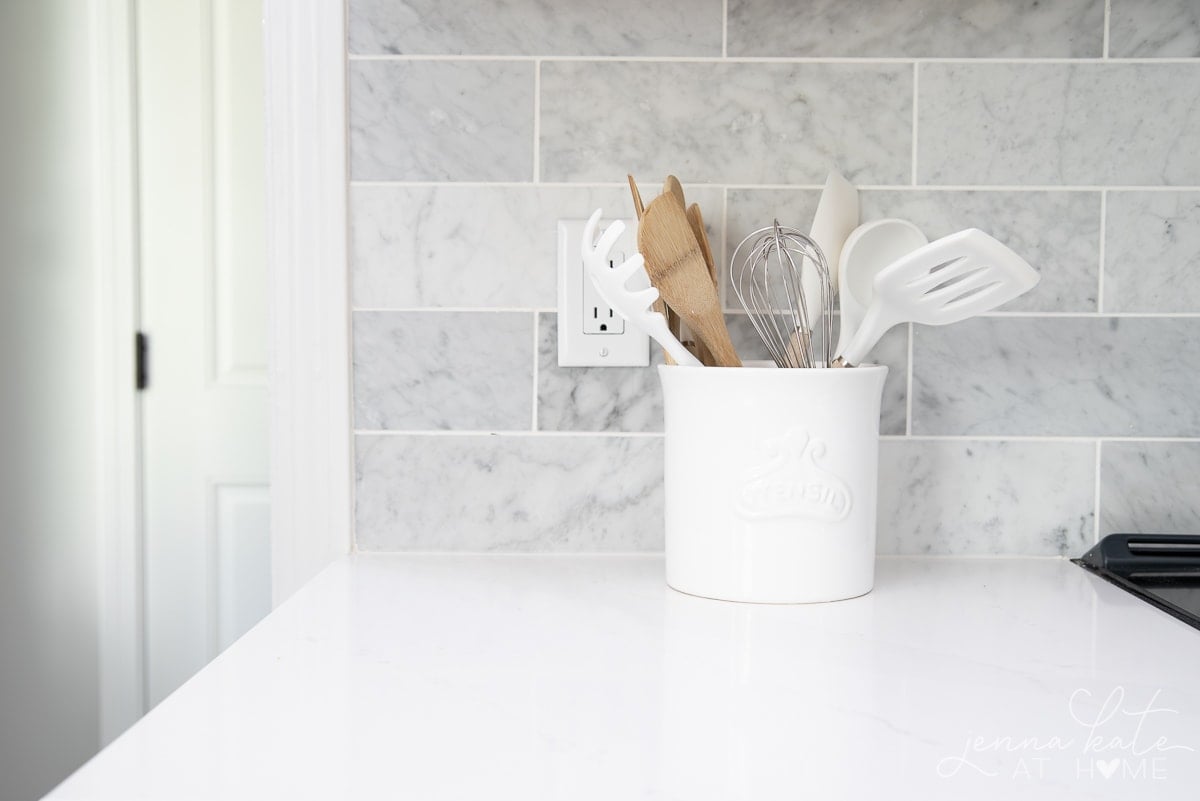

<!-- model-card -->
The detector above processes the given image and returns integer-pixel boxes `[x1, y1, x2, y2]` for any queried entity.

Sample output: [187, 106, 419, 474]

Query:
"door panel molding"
[263, 0, 353, 604]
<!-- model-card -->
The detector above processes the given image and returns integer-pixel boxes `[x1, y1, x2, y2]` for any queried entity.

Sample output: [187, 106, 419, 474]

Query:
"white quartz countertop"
[49, 554, 1200, 800]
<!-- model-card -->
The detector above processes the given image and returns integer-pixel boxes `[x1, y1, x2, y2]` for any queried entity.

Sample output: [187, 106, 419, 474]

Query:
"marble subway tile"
[859, 190, 1100, 313]
[877, 439, 1096, 555]
[1109, 0, 1200, 57]
[541, 62, 912, 185]
[911, 317, 1200, 437]
[1100, 442, 1200, 536]
[1103, 192, 1200, 313]
[536, 314, 665, 433]
[355, 434, 665, 550]
[728, 0, 1103, 58]
[349, 61, 534, 181]
[353, 311, 533, 430]
[918, 64, 1200, 186]
[348, 0, 722, 56]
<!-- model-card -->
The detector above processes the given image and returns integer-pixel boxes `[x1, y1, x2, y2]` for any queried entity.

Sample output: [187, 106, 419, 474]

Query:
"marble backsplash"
[346, 0, 1200, 555]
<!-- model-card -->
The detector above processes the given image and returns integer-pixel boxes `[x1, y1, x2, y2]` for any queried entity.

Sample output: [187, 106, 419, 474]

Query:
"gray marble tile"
[350, 183, 722, 310]
[1109, 0, 1200, 57]
[860, 190, 1101, 313]
[541, 62, 912, 185]
[877, 439, 1096, 555]
[353, 311, 533, 430]
[349, 61, 534, 181]
[348, 0, 722, 56]
[537, 314, 665, 433]
[918, 64, 1200, 186]
[728, 0, 1103, 57]
[911, 317, 1200, 437]
[355, 434, 664, 550]
[1100, 442, 1200, 536]
[1104, 192, 1200, 313]
[726, 315, 909, 435]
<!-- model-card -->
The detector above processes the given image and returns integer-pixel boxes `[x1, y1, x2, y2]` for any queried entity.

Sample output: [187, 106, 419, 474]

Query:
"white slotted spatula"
[834, 228, 1040, 367]
[582, 209, 702, 368]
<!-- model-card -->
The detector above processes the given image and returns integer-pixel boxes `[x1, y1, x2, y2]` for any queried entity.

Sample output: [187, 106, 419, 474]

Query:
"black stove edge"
[1074, 533, 1200, 633]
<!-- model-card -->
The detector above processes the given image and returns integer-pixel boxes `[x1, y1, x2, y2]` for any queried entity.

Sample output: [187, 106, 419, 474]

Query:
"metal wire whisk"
[729, 221, 835, 368]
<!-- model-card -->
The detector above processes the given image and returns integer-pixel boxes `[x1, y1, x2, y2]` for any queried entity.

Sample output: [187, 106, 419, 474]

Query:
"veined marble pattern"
[918, 64, 1200, 186]
[877, 439, 1096, 555]
[349, 61, 533, 181]
[1103, 192, 1200, 313]
[728, 0, 1103, 57]
[540, 62, 912, 185]
[1109, 0, 1200, 57]
[1100, 442, 1200, 536]
[859, 190, 1100, 313]
[355, 434, 665, 550]
[348, 0, 722, 56]
[350, 183, 722, 310]
[911, 317, 1200, 437]
[537, 314, 666, 433]
[353, 311, 533, 431]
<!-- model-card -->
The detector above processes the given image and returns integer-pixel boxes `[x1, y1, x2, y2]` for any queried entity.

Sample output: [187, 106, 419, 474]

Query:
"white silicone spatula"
[835, 228, 1041, 366]
[808, 171, 858, 296]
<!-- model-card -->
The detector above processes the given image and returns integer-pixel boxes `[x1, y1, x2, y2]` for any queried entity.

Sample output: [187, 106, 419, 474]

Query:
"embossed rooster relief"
[735, 429, 853, 523]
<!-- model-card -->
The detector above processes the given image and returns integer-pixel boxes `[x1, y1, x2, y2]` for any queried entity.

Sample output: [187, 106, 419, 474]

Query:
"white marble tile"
[911, 317, 1200, 437]
[355, 434, 665, 550]
[348, 0, 722, 56]
[353, 311, 533, 430]
[918, 64, 1200, 186]
[728, 0, 1103, 57]
[541, 62, 912, 185]
[1109, 0, 1200, 57]
[878, 439, 1096, 555]
[1100, 442, 1200, 536]
[536, 314, 665, 433]
[350, 184, 722, 309]
[349, 61, 534, 181]
[1104, 192, 1200, 313]
[860, 190, 1100, 313]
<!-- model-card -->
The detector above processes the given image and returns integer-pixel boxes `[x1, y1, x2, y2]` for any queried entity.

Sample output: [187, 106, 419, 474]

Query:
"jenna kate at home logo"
[936, 687, 1195, 783]
[735, 429, 852, 522]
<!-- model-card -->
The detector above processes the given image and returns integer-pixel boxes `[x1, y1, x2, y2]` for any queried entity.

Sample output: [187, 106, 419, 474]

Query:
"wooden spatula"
[638, 195, 741, 367]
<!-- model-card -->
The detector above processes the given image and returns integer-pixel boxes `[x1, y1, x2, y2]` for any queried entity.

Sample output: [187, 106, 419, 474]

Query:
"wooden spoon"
[663, 175, 687, 209]
[638, 195, 741, 367]
[628, 174, 681, 365]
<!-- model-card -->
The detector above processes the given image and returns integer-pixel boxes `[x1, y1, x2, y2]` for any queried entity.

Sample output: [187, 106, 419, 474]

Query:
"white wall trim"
[91, 0, 145, 745]
[263, 0, 353, 605]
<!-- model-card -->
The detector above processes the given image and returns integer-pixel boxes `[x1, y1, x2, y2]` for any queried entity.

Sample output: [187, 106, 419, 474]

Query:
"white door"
[137, 0, 270, 706]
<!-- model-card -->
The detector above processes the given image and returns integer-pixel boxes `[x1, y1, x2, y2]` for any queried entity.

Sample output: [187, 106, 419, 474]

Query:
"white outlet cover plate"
[557, 218, 649, 367]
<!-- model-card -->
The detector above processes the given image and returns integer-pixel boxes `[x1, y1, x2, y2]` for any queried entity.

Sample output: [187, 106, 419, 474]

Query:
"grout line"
[347, 180, 1200, 192]
[1093, 440, 1103, 544]
[532, 60, 541, 183]
[880, 434, 1200, 443]
[1103, 0, 1112, 59]
[720, 186, 729, 304]
[350, 306, 1200, 318]
[911, 62, 919, 186]
[345, 54, 1200, 65]
[353, 429, 667, 438]
[721, 0, 728, 58]
[905, 322, 914, 436]
[1097, 190, 1107, 312]
[530, 311, 540, 430]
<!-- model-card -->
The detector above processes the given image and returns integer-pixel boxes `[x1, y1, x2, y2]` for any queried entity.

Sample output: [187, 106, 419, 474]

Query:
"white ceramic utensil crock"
[658, 363, 888, 603]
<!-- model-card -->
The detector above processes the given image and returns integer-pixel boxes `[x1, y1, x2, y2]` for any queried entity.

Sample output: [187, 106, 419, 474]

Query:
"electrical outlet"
[557, 217, 649, 367]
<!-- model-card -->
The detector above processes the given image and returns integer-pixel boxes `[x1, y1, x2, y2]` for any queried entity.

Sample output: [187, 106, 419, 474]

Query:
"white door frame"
[95, 0, 352, 741]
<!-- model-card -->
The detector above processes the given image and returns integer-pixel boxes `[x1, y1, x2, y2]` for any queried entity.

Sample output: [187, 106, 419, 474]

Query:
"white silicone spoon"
[582, 209, 702, 368]
[833, 219, 928, 359]
[835, 228, 1041, 366]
